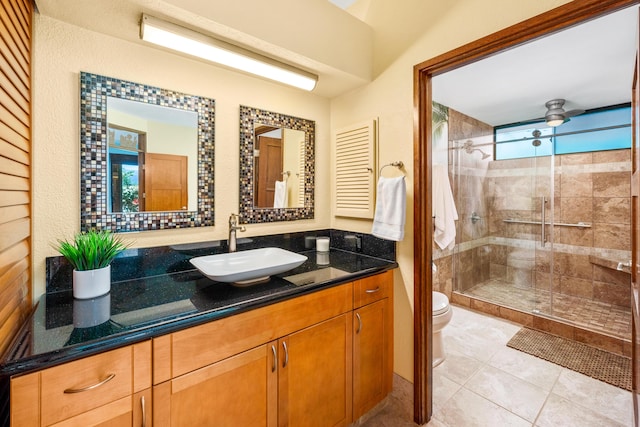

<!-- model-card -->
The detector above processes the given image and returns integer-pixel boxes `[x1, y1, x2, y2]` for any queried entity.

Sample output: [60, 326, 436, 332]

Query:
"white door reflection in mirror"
[107, 96, 198, 212]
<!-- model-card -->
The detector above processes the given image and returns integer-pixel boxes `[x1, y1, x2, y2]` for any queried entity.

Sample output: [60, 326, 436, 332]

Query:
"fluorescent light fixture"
[140, 14, 318, 91]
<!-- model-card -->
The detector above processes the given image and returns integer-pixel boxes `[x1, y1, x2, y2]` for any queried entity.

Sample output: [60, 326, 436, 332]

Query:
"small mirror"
[80, 72, 215, 232]
[239, 106, 314, 223]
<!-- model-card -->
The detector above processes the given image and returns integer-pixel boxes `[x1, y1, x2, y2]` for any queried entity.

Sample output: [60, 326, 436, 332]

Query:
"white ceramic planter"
[72, 265, 111, 299]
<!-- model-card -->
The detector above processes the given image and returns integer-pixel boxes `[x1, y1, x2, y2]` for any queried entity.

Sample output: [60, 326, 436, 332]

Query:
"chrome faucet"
[228, 213, 246, 252]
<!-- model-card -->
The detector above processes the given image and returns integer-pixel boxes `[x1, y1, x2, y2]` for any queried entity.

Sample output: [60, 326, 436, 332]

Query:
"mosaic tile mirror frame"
[79, 72, 215, 232]
[239, 105, 315, 223]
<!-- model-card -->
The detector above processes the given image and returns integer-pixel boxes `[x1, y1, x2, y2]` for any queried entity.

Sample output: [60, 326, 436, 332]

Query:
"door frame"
[412, 0, 640, 423]
[632, 12, 640, 426]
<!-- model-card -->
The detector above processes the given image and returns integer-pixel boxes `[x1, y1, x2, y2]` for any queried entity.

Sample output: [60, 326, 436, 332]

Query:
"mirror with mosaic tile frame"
[239, 105, 315, 223]
[79, 72, 215, 232]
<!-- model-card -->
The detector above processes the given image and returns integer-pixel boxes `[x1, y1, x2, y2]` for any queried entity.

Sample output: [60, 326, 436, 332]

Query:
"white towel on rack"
[432, 164, 458, 249]
[371, 176, 406, 241]
[273, 180, 288, 208]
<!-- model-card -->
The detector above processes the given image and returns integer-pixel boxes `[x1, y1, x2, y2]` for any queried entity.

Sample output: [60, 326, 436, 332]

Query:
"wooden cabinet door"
[154, 344, 277, 427]
[353, 298, 392, 420]
[278, 314, 352, 427]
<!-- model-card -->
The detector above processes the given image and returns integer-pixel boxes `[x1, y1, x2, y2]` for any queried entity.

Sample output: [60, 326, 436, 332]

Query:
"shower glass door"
[451, 127, 555, 316]
[494, 126, 555, 316]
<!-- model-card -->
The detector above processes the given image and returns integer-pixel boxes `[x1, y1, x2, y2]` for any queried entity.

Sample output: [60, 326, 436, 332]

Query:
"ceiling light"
[545, 115, 565, 127]
[544, 99, 566, 127]
[140, 14, 318, 91]
[543, 99, 585, 127]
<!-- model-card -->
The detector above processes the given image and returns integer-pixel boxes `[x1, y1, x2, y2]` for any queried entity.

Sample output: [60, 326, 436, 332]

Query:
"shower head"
[463, 140, 491, 160]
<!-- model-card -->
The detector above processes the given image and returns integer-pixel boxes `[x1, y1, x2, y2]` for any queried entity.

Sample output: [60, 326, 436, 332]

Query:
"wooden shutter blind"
[334, 119, 377, 219]
[0, 0, 32, 357]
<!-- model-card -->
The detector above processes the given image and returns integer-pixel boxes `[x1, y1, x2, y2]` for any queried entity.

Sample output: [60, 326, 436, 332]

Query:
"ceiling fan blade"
[563, 108, 585, 118]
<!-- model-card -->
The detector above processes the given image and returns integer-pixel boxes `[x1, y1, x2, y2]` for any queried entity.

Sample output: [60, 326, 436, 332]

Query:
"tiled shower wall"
[432, 108, 631, 312]
[487, 149, 631, 308]
[432, 109, 493, 296]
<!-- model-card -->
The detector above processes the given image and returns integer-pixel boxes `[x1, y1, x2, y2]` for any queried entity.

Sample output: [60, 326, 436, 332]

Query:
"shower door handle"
[541, 196, 547, 247]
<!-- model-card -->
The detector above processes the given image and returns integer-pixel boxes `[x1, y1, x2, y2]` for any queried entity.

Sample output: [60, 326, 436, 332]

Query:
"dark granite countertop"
[0, 230, 397, 377]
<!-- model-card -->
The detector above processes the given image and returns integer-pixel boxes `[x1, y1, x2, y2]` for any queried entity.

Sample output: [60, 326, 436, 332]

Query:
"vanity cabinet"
[352, 270, 394, 420]
[153, 313, 353, 427]
[152, 282, 353, 427]
[8, 270, 393, 427]
[10, 341, 152, 427]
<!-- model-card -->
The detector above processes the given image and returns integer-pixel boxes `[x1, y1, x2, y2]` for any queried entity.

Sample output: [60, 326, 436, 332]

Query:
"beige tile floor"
[360, 305, 633, 426]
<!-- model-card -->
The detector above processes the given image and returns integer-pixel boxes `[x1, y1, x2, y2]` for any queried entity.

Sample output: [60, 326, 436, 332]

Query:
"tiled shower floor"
[462, 279, 631, 339]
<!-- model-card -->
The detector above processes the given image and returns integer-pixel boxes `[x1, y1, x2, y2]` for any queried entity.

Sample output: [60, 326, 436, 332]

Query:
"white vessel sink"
[190, 247, 308, 285]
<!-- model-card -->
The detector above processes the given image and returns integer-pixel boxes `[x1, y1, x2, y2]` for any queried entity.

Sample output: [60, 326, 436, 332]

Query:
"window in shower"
[495, 104, 631, 160]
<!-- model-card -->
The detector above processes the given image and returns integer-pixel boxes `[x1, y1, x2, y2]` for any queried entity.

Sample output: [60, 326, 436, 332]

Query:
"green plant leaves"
[54, 230, 129, 271]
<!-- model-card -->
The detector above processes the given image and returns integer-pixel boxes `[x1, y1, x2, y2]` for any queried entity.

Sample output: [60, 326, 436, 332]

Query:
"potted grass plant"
[54, 230, 129, 299]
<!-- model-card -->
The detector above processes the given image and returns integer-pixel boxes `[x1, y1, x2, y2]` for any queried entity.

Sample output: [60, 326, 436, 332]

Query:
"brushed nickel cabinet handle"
[365, 286, 380, 293]
[63, 373, 116, 393]
[141, 395, 146, 427]
[282, 342, 289, 368]
[355, 312, 362, 334]
[271, 344, 278, 372]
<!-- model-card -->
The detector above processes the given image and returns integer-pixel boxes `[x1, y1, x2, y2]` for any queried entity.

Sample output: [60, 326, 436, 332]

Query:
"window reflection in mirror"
[254, 125, 305, 209]
[107, 97, 198, 213]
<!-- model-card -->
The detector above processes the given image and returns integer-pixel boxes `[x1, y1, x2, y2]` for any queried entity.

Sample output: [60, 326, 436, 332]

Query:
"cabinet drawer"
[40, 346, 133, 426]
[353, 270, 392, 308]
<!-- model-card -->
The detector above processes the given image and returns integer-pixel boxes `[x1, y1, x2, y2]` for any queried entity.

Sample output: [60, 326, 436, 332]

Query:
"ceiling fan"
[544, 99, 585, 127]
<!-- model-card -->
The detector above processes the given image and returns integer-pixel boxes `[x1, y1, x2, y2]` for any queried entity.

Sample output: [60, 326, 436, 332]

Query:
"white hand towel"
[273, 180, 288, 208]
[372, 176, 406, 241]
[432, 164, 458, 249]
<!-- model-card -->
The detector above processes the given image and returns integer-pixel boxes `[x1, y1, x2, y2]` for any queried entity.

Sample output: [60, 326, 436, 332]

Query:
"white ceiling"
[432, 6, 638, 126]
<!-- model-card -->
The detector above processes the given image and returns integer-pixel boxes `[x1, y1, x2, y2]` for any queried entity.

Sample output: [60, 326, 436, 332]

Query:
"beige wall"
[32, 14, 331, 298]
[330, 0, 571, 381]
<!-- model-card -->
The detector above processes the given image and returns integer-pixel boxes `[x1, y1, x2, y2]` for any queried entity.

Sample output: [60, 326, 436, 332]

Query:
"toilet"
[433, 291, 452, 367]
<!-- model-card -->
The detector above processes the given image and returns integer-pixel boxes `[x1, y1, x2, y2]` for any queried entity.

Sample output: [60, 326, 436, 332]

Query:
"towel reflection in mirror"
[274, 180, 288, 208]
